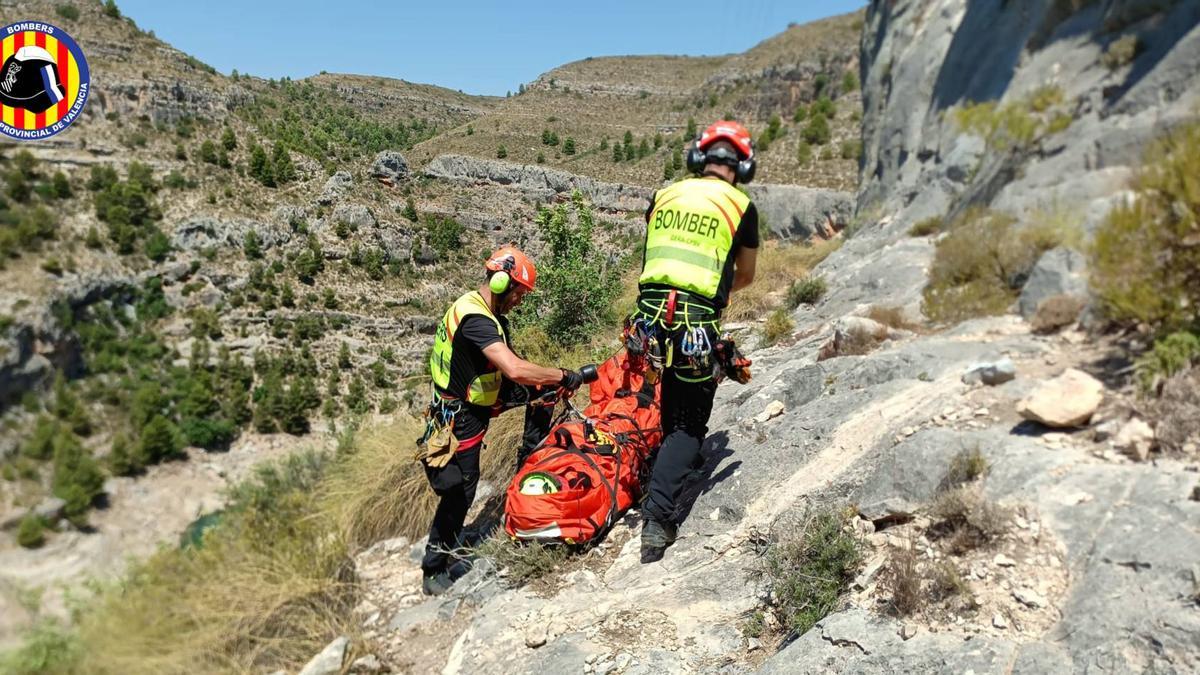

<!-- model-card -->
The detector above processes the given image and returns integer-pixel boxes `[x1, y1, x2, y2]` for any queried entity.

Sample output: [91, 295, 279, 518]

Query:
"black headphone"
[685, 139, 756, 184]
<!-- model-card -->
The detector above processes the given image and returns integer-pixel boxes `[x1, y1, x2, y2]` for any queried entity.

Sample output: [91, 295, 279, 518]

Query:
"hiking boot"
[422, 570, 454, 596]
[640, 518, 677, 564]
[447, 558, 473, 582]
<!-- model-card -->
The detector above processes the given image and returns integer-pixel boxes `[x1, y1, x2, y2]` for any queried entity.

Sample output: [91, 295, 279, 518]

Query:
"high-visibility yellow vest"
[428, 291, 505, 406]
[639, 177, 750, 299]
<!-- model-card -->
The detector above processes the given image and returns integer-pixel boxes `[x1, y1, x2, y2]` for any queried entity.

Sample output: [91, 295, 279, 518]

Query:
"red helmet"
[485, 246, 537, 291]
[698, 120, 754, 159]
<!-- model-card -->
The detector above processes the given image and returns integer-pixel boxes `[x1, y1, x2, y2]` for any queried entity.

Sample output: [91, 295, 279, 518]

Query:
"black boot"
[640, 518, 678, 563]
[422, 570, 454, 596]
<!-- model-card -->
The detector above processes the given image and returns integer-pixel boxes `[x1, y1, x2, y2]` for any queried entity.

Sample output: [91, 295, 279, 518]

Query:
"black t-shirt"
[443, 312, 511, 440]
[640, 183, 760, 311]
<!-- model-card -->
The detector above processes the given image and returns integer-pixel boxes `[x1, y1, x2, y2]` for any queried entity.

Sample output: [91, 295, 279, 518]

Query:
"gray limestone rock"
[745, 184, 854, 240]
[333, 204, 377, 231]
[317, 171, 354, 205]
[298, 636, 348, 675]
[369, 150, 410, 184]
[1018, 248, 1088, 320]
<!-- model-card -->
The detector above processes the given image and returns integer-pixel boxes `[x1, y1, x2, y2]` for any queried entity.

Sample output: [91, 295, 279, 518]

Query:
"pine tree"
[625, 144, 635, 161]
[51, 434, 104, 525]
[103, 0, 120, 19]
[496, 145, 507, 159]
[280, 283, 295, 308]
[221, 127, 237, 151]
[797, 140, 813, 165]
[672, 146, 683, 172]
[663, 157, 675, 180]
[612, 143, 623, 163]
[338, 341, 352, 369]
[623, 130, 634, 146]
[686, 117, 697, 138]
[279, 382, 310, 435]
[600, 138, 608, 150]
[109, 432, 141, 476]
[249, 144, 275, 187]
[139, 415, 184, 463]
[346, 375, 368, 415]
[803, 113, 831, 145]
[273, 144, 296, 184]
[793, 104, 807, 123]
[403, 197, 418, 222]
[325, 368, 340, 397]
[243, 229, 262, 259]
[563, 137, 576, 155]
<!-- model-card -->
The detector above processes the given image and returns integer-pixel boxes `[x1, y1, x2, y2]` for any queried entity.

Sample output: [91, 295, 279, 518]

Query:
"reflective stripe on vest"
[638, 177, 750, 299]
[428, 291, 505, 406]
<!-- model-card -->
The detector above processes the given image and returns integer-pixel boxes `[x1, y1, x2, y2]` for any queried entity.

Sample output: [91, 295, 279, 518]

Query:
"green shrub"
[22, 416, 59, 460]
[842, 71, 859, 92]
[51, 435, 105, 525]
[923, 209, 1073, 324]
[802, 113, 830, 145]
[510, 193, 623, 346]
[0, 619, 80, 674]
[496, 145, 507, 159]
[811, 96, 836, 119]
[1135, 331, 1200, 395]
[138, 415, 184, 464]
[425, 215, 464, 257]
[760, 309, 794, 346]
[1091, 121, 1200, 332]
[840, 139, 863, 160]
[787, 276, 827, 308]
[55, 4, 81, 20]
[17, 514, 46, 548]
[952, 85, 1069, 152]
[792, 104, 807, 123]
[796, 140, 812, 165]
[763, 508, 863, 635]
[108, 433, 142, 476]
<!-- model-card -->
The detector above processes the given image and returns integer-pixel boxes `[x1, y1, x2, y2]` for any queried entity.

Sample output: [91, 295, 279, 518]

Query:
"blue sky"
[114, 0, 865, 96]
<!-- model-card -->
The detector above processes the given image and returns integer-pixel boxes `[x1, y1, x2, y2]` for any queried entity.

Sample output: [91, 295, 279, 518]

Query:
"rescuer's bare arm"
[483, 342, 567, 386]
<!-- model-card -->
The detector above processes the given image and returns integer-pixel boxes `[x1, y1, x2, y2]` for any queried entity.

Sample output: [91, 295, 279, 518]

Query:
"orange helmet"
[698, 120, 754, 159]
[485, 246, 537, 292]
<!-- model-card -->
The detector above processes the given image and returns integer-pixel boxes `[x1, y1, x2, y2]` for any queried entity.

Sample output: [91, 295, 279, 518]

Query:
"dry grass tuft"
[929, 486, 1011, 555]
[881, 543, 923, 617]
[942, 446, 990, 490]
[725, 239, 840, 322]
[474, 534, 571, 587]
[866, 305, 919, 332]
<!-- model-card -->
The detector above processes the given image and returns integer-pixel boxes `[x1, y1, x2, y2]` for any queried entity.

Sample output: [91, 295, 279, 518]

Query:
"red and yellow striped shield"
[0, 20, 90, 141]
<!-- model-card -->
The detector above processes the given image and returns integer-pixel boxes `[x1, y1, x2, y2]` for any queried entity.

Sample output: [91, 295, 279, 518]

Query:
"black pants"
[421, 391, 551, 575]
[642, 369, 718, 524]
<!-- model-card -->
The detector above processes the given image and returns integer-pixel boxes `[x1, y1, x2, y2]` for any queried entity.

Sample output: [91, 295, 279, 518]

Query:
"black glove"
[558, 368, 585, 392]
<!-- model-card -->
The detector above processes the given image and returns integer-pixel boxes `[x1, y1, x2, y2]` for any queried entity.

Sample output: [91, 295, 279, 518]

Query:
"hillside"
[408, 11, 866, 190]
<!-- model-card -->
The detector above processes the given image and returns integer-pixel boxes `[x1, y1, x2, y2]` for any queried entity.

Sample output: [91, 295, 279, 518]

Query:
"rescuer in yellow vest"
[420, 246, 590, 595]
[636, 120, 760, 563]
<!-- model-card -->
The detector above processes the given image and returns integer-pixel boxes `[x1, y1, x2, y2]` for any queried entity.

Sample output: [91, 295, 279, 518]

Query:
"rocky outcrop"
[746, 184, 854, 239]
[423, 154, 652, 212]
[369, 151, 410, 185]
[171, 217, 292, 252]
[424, 154, 854, 237]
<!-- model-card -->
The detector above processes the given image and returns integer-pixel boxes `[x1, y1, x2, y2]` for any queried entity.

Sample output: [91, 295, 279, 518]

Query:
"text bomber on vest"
[651, 208, 720, 239]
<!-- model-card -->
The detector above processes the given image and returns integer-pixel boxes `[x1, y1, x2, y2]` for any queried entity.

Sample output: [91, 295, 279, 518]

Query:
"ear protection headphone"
[489, 256, 516, 294]
[685, 139, 757, 184]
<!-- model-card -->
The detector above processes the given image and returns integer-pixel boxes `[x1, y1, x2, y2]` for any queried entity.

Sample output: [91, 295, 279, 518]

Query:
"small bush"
[760, 310, 794, 346]
[952, 86, 1068, 152]
[55, 4, 81, 21]
[1090, 121, 1200, 332]
[17, 514, 46, 548]
[908, 216, 943, 237]
[929, 486, 1010, 555]
[923, 209, 1074, 324]
[1135, 331, 1200, 395]
[787, 275, 827, 308]
[496, 145, 507, 159]
[942, 446, 990, 490]
[930, 561, 974, 604]
[802, 113, 831, 146]
[762, 508, 863, 635]
[1102, 35, 1141, 70]
[475, 535, 570, 587]
[839, 139, 863, 160]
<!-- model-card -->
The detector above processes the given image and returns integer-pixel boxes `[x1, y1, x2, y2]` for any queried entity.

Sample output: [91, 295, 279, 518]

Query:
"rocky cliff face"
[857, 0, 1200, 233]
